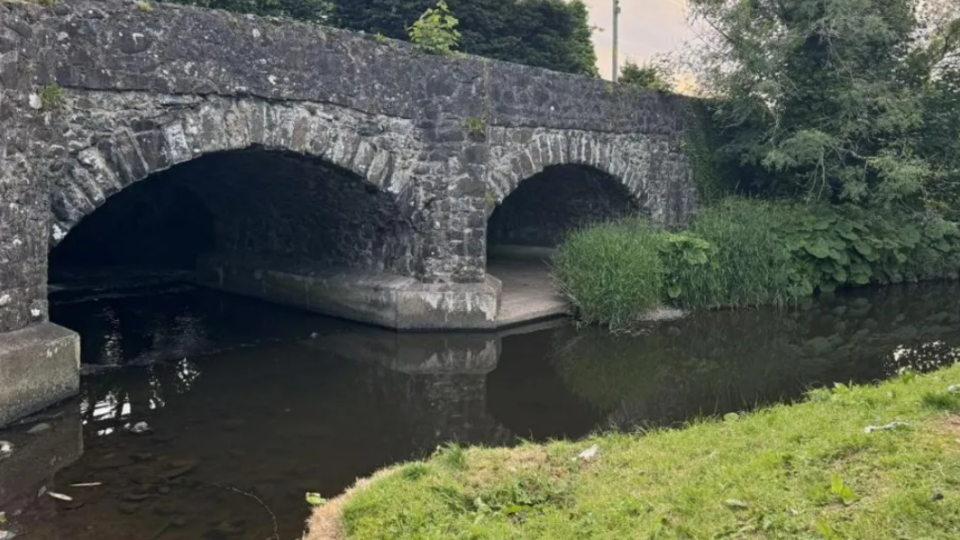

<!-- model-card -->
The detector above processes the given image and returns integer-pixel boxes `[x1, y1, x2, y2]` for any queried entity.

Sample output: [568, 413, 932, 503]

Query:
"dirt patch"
[464, 445, 552, 488]
[933, 414, 960, 448]
[302, 467, 400, 540]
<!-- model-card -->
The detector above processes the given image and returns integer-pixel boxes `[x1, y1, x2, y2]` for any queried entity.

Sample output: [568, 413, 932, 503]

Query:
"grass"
[681, 199, 800, 308]
[326, 363, 960, 539]
[553, 218, 665, 330]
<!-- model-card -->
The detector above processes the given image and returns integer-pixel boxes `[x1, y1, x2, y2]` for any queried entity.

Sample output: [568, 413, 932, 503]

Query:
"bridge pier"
[0, 324, 79, 428]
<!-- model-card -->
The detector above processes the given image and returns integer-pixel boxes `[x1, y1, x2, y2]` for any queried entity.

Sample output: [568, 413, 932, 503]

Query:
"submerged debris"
[129, 421, 152, 435]
[27, 423, 51, 435]
[864, 421, 910, 434]
[0, 441, 12, 460]
[47, 492, 73, 502]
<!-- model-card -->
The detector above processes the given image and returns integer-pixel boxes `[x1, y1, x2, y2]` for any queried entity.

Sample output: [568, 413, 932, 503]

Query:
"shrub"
[408, 0, 461, 55]
[774, 204, 960, 292]
[553, 218, 664, 332]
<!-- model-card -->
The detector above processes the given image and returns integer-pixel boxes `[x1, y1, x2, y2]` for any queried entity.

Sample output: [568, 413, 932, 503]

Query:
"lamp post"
[612, 0, 621, 82]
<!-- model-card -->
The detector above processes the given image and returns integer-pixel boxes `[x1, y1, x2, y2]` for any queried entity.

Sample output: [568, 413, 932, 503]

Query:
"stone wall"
[0, 0, 699, 335]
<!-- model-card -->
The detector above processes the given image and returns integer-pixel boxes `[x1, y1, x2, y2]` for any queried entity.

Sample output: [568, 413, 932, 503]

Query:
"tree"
[687, 0, 960, 209]
[619, 60, 672, 91]
[334, 0, 598, 76]
[161, 0, 599, 75]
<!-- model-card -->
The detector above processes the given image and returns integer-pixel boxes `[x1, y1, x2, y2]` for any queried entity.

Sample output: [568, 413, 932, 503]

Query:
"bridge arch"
[48, 95, 421, 277]
[481, 127, 687, 253]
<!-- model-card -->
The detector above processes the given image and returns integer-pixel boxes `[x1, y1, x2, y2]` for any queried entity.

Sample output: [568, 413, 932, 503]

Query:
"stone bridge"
[0, 0, 697, 425]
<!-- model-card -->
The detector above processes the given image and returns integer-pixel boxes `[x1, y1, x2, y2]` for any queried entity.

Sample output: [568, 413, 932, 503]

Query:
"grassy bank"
[312, 364, 960, 539]
[554, 199, 960, 331]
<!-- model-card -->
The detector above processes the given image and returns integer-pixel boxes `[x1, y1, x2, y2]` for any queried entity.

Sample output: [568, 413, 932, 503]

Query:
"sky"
[582, 0, 697, 85]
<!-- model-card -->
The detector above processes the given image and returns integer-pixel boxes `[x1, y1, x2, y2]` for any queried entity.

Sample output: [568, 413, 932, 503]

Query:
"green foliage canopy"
[334, 0, 598, 75]
[160, 0, 598, 75]
[688, 0, 960, 210]
[619, 61, 671, 91]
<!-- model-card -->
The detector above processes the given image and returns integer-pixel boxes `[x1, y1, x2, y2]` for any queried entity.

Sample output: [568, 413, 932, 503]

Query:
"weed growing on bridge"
[464, 116, 487, 140]
[135, 0, 153, 11]
[408, 0, 460, 56]
[38, 84, 64, 110]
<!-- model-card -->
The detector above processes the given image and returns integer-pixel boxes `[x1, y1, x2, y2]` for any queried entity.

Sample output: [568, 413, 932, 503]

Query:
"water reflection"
[1, 281, 958, 539]
[548, 283, 960, 430]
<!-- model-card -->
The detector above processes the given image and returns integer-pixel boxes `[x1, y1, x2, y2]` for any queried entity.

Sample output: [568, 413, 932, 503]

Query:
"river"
[1, 277, 959, 539]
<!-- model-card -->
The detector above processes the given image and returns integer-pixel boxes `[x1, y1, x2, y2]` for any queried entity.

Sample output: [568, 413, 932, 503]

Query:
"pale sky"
[583, 0, 695, 82]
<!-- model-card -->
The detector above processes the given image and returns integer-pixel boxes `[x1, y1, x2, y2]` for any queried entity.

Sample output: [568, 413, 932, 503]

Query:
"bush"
[553, 218, 664, 331]
[553, 199, 960, 330]
[774, 204, 960, 292]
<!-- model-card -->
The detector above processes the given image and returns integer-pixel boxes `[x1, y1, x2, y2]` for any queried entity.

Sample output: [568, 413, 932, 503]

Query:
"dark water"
[2, 278, 960, 539]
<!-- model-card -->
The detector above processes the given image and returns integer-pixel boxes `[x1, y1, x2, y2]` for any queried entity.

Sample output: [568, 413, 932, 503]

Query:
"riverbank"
[554, 199, 960, 331]
[307, 362, 960, 539]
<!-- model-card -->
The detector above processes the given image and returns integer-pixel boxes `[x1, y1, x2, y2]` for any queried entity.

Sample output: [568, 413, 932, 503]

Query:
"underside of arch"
[488, 164, 642, 248]
[50, 148, 417, 278]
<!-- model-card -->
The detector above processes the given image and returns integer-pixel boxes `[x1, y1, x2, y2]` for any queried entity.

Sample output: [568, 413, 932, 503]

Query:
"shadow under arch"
[48, 147, 418, 280]
[487, 163, 642, 248]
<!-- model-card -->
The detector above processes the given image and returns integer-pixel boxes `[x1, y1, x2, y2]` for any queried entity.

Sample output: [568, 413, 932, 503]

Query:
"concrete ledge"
[0, 323, 80, 428]
[196, 255, 502, 330]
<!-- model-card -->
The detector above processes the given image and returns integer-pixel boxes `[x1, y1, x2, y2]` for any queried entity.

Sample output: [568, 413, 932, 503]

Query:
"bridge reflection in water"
[1, 282, 959, 539]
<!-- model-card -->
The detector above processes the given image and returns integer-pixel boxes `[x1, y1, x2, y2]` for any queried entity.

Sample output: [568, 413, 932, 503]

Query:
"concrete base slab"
[196, 255, 502, 330]
[488, 259, 570, 328]
[0, 323, 80, 428]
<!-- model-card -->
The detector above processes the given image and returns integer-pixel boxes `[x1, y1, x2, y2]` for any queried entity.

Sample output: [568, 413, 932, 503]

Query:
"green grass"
[679, 199, 802, 308]
[553, 218, 665, 331]
[337, 364, 960, 539]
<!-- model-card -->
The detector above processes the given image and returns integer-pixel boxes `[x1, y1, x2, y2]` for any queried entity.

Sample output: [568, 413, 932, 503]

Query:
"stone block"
[0, 323, 80, 428]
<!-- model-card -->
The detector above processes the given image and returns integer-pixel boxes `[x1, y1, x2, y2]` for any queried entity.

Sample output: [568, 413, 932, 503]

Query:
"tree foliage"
[162, 0, 598, 75]
[407, 0, 461, 55]
[688, 0, 960, 211]
[334, 0, 598, 75]
[619, 60, 672, 91]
